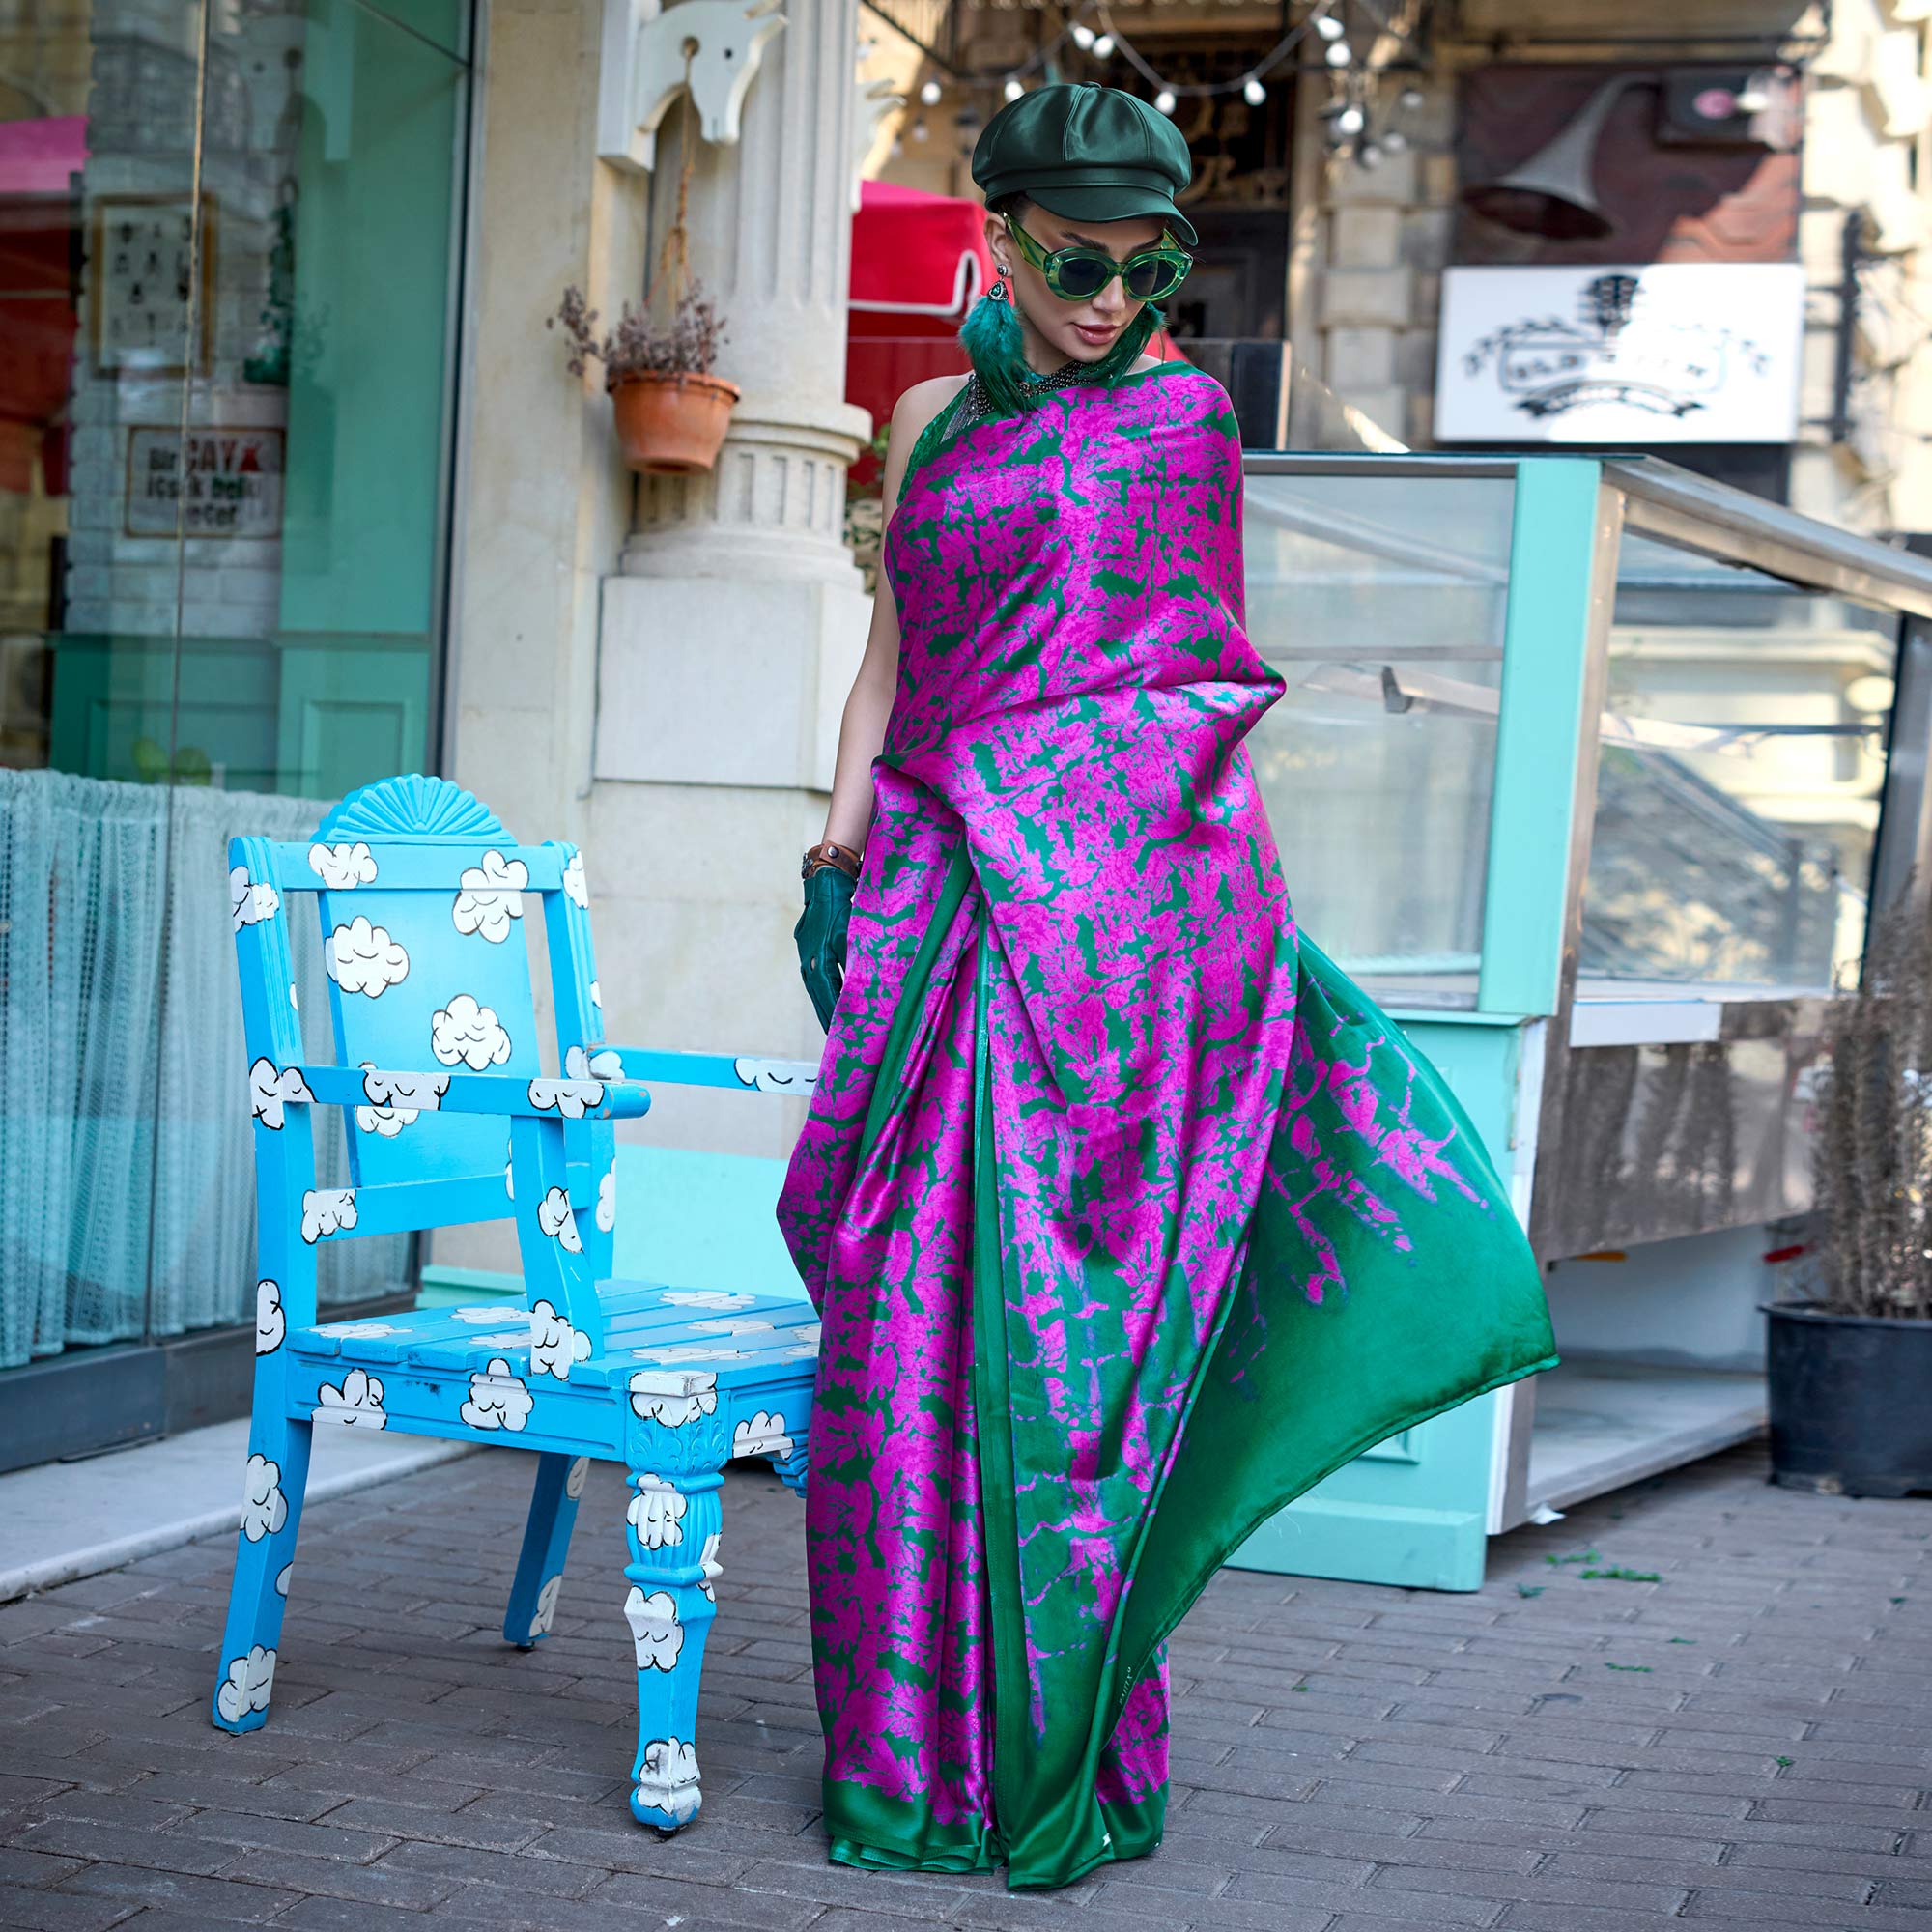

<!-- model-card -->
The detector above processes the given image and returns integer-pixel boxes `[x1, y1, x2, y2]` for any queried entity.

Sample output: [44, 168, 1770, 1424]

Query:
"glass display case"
[1243, 468, 1512, 1006]
[1231, 452, 1932, 1589]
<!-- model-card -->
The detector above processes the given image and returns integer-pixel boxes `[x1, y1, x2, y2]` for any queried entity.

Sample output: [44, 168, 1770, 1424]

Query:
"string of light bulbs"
[935, 0, 1426, 166]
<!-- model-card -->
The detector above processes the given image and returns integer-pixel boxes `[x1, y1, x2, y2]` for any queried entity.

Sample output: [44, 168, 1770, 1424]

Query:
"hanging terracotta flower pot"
[548, 104, 735, 478]
[611, 370, 740, 476]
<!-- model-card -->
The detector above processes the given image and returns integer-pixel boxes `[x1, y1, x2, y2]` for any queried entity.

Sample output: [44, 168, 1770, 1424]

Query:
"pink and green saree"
[776, 361, 1555, 1890]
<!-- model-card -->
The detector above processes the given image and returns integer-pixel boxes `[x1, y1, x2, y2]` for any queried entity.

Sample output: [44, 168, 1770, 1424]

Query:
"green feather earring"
[961, 278, 1166, 417]
[959, 280, 1031, 416]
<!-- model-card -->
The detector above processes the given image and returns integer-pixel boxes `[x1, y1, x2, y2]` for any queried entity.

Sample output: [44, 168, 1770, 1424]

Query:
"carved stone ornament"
[597, 0, 787, 174]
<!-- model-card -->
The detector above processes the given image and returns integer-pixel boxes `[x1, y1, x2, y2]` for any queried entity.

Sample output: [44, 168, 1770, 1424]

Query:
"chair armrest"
[597, 1047, 819, 1097]
[267, 1061, 653, 1122]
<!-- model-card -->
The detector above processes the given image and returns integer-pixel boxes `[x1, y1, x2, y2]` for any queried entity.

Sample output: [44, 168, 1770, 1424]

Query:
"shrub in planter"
[551, 282, 738, 475]
[1770, 886, 1932, 1496]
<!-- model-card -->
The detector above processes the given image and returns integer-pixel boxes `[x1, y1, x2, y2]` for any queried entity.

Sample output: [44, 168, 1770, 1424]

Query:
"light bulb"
[1335, 103, 1364, 135]
[1381, 128, 1406, 151]
[1325, 41, 1350, 66]
[1315, 12, 1345, 39]
[1244, 77, 1266, 106]
[1070, 21, 1094, 48]
[911, 118, 929, 142]
[920, 78, 942, 104]
[1399, 86, 1424, 109]
[1092, 33, 1114, 56]
[1154, 88, 1177, 114]
[1004, 76, 1024, 102]
[1357, 141, 1381, 168]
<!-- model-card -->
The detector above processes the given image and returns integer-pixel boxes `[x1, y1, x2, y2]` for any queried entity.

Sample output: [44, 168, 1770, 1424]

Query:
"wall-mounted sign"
[1434, 263, 1804, 444]
[89, 193, 216, 377]
[125, 427, 285, 539]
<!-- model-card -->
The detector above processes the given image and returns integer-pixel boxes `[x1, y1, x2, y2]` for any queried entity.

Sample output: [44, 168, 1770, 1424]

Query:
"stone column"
[595, 0, 870, 788]
[589, 0, 870, 1156]
[619, 0, 870, 588]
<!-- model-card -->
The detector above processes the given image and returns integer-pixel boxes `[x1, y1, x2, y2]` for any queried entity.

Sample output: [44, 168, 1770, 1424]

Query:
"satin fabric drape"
[778, 364, 1555, 1889]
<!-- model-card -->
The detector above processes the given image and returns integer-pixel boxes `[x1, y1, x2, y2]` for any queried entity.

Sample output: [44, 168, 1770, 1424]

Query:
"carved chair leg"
[504, 1452, 589, 1648]
[771, 1442, 809, 1501]
[212, 1409, 312, 1734]
[623, 1462, 724, 1831]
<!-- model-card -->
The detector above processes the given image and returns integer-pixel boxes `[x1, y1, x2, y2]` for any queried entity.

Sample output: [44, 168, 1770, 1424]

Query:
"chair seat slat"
[287, 1288, 817, 1390]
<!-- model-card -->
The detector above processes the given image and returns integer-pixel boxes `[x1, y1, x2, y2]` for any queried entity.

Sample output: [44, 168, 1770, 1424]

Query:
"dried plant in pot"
[551, 282, 737, 475]
[1769, 879, 1932, 1496]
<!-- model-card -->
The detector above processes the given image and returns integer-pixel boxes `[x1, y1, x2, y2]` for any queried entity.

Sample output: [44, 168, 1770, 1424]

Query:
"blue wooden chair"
[211, 775, 819, 1832]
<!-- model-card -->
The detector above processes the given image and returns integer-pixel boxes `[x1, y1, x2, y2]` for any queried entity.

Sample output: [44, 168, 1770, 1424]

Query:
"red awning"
[851, 179, 993, 323]
[844, 176, 1181, 468]
[0, 118, 85, 494]
[0, 115, 86, 194]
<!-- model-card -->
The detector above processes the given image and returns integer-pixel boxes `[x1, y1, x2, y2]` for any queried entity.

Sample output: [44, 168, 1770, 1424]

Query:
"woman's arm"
[817, 376, 964, 853]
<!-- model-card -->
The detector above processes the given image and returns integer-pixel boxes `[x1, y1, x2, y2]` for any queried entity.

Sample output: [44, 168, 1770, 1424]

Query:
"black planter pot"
[1764, 1301, 1932, 1498]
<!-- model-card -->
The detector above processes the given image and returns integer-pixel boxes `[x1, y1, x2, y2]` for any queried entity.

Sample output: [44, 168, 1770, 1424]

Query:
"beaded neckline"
[950, 361, 1109, 436]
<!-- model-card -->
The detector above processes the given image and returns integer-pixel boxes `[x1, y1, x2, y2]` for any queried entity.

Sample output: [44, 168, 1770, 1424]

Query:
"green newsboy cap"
[972, 82, 1198, 249]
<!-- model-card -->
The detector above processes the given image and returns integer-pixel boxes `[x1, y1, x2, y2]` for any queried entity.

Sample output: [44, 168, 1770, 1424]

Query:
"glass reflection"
[0, 0, 467, 1383]
[1581, 533, 1895, 991]
[1242, 470, 1514, 1009]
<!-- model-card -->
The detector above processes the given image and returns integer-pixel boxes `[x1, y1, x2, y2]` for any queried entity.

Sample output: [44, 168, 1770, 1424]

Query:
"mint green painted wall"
[419, 1147, 797, 1307]
[49, 638, 278, 787]
[279, 0, 462, 645]
[274, 0, 464, 797]
[46, 0, 464, 802]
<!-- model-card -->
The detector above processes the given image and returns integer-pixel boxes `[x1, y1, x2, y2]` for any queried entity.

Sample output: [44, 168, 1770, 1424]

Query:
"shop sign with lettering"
[1434, 263, 1804, 444]
[125, 427, 286, 539]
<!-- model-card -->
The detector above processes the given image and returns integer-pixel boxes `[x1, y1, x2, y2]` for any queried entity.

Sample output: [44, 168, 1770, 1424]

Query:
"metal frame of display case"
[1230, 451, 1932, 1589]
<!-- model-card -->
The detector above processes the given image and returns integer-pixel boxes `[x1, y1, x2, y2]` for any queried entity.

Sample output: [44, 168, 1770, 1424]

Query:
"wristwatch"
[801, 840, 863, 882]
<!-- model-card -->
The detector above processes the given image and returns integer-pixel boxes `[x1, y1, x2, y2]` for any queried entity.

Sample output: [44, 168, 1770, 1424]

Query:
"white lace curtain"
[0, 769, 407, 1369]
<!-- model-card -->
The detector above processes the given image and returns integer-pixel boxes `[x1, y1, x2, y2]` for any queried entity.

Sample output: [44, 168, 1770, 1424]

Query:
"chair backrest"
[230, 775, 614, 1292]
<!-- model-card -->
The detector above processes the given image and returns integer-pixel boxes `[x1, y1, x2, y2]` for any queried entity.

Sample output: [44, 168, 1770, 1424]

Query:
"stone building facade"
[438, 0, 1932, 1215]
[874, 0, 1932, 537]
[1292, 0, 1932, 535]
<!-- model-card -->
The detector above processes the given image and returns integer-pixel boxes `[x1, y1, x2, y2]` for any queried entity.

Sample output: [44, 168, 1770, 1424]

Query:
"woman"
[778, 82, 1555, 1891]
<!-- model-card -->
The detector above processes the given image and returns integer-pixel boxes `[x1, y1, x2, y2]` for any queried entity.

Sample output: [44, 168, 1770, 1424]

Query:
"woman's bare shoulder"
[891, 374, 971, 445]
[878, 374, 971, 518]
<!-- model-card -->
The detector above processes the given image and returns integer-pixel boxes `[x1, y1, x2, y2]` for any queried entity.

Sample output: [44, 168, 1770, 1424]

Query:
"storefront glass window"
[0, 0, 469, 1375]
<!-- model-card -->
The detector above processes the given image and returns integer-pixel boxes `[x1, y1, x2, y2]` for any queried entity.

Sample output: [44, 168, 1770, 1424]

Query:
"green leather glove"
[795, 863, 856, 1032]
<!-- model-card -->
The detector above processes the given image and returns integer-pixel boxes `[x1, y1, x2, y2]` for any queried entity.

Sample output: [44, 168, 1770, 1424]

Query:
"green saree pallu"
[776, 362, 1556, 1889]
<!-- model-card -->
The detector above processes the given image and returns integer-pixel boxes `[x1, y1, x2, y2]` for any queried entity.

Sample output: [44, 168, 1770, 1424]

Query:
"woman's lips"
[1073, 322, 1121, 348]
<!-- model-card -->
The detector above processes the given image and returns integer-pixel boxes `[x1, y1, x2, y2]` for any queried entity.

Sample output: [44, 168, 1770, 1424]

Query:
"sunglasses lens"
[1127, 256, 1186, 301]
[1051, 255, 1111, 300]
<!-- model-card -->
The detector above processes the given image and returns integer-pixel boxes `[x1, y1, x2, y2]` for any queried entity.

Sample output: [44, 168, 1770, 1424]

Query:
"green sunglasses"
[1003, 213, 1193, 305]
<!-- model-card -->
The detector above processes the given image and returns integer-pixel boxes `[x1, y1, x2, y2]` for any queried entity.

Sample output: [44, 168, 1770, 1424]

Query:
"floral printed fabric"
[777, 364, 1555, 1889]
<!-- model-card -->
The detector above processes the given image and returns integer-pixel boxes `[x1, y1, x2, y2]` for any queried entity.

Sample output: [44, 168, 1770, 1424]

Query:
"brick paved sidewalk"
[0, 1439, 1926, 1932]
